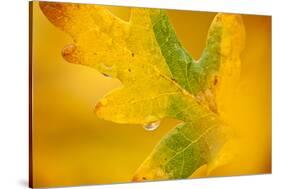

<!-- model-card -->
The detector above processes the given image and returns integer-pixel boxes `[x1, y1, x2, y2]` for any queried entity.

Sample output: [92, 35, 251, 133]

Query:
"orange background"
[31, 2, 271, 188]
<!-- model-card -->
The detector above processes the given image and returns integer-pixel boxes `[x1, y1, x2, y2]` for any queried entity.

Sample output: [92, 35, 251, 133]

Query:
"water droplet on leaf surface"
[143, 121, 160, 131]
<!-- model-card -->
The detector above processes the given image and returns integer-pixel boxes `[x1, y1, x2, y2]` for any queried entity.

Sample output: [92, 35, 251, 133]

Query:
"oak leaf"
[40, 1, 245, 181]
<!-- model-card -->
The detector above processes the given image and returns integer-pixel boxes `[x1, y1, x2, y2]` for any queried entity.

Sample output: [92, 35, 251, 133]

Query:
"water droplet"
[143, 121, 160, 131]
[100, 63, 114, 78]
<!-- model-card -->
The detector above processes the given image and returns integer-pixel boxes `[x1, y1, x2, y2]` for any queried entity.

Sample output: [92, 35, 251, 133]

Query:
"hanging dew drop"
[143, 121, 160, 131]
[101, 63, 114, 78]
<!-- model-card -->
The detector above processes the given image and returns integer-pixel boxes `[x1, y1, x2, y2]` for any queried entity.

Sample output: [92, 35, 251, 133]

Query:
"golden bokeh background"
[31, 2, 271, 188]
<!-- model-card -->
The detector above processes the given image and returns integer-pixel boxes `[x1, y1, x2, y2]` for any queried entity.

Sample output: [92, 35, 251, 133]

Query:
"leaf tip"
[94, 98, 109, 119]
[39, 1, 70, 30]
[61, 44, 82, 64]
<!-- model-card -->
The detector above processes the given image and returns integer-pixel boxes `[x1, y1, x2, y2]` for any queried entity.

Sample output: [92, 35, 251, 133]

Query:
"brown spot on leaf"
[214, 76, 218, 86]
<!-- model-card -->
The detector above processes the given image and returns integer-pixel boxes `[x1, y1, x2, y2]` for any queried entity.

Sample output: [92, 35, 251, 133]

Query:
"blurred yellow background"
[31, 2, 271, 188]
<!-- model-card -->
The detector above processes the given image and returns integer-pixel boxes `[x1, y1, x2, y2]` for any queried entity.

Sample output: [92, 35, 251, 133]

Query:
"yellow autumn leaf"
[40, 1, 245, 181]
